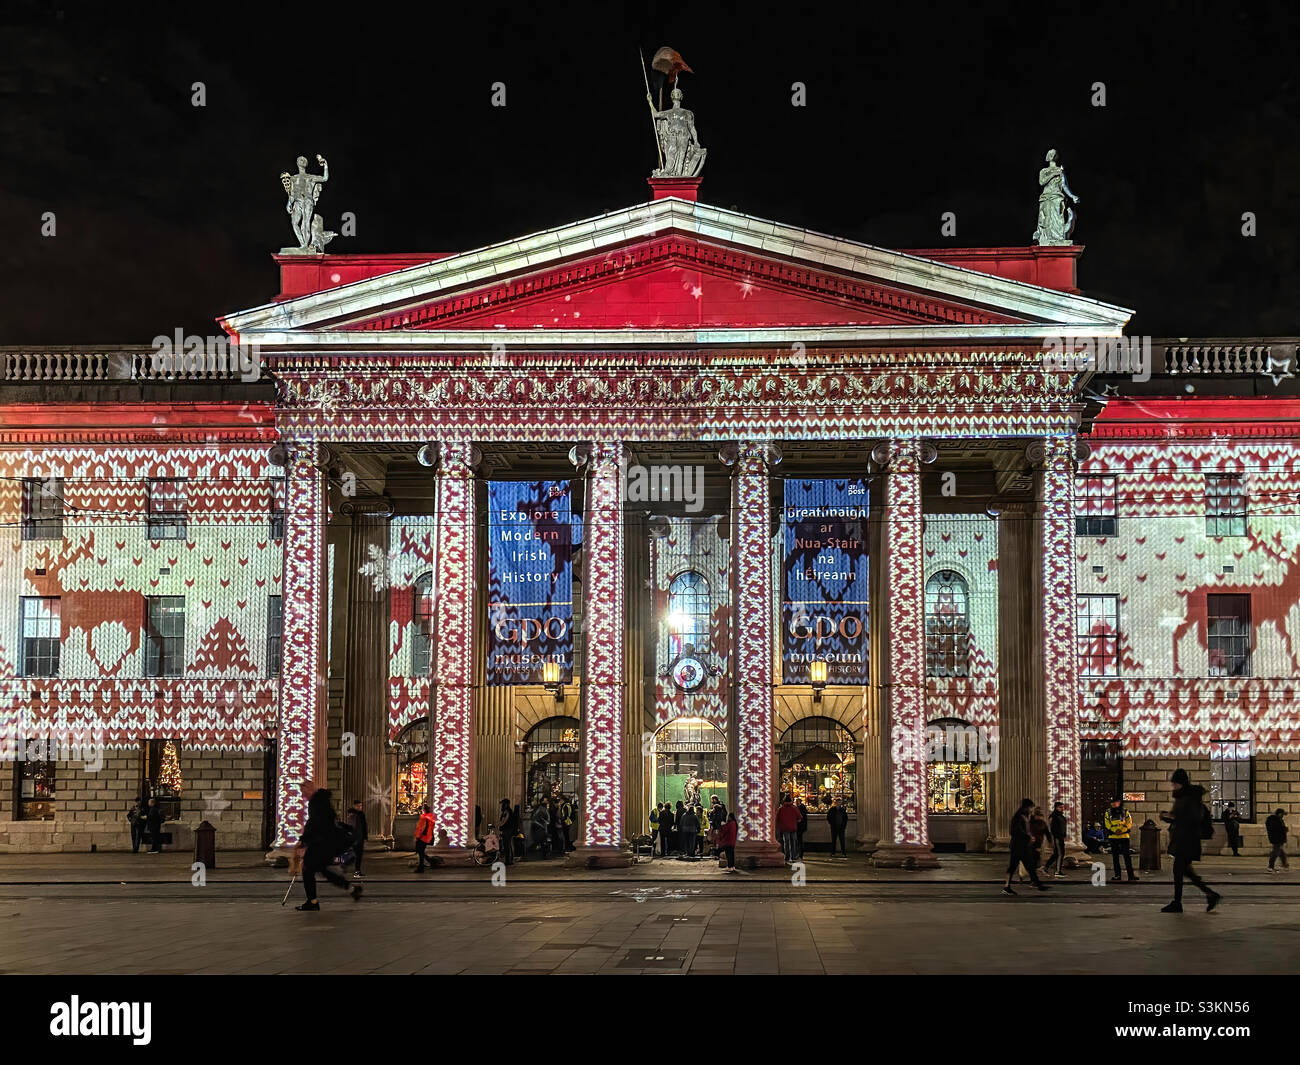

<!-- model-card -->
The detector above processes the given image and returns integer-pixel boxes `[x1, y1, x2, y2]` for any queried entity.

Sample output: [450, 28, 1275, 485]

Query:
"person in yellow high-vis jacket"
[1104, 798, 1139, 883]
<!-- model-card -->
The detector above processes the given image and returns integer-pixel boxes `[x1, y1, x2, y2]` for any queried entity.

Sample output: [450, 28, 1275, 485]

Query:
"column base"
[854, 835, 881, 854]
[428, 844, 477, 867]
[871, 843, 941, 869]
[264, 847, 293, 868]
[566, 844, 632, 868]
[734, 840, 788, 868]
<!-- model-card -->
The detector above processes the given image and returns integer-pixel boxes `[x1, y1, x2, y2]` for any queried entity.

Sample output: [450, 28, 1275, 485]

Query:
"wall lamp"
[542, 660, 565, 703]
[810, 659, 829, 703]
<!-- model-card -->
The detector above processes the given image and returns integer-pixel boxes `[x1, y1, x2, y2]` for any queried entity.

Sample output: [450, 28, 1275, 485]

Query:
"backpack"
[1200, 805, 1214, 840]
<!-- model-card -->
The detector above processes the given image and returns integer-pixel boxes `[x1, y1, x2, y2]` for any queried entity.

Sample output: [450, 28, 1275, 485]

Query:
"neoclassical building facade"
[3, 173, 1298, 863]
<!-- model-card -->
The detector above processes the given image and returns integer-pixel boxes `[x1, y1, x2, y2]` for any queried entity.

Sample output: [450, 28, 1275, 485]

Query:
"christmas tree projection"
[193, 617, 258, 676]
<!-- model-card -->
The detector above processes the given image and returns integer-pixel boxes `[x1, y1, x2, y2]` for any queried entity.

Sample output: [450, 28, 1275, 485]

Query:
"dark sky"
[3, 1, 1299, 342]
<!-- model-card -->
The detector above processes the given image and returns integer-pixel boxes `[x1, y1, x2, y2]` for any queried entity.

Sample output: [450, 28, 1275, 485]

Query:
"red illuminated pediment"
[340, 237, 1021, 331]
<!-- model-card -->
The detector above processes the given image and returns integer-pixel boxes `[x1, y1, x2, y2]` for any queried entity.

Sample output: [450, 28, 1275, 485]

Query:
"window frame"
[147, 478, 188, 540]
[18, 596, 61, 678]
[14, 757, 56, 821]
[412, 571, 434, 676]
[1208, 739, 1253, 822]
[1205, 473, 1247, 538]
[266, 595, 283, 676]
[21, 477, 64, 540]
[1077, 594, 1120, 678]
[924, 569, 971, 678]
[1207, 593, 1252, 678]
[667, 570, 711, 659]
[144, 595, 186, 678]
[1074, 475, 1117, 537]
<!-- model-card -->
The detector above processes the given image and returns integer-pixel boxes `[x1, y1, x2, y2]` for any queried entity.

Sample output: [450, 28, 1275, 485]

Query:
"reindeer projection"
[24, 532, 146, 675]
[1171, 529, 1300, 676]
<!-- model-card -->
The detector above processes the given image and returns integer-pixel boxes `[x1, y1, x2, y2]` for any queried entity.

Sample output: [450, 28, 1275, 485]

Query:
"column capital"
[436, 440, 480, 476]
[871, 438, 936, 472]
[718, 439, 782, 469]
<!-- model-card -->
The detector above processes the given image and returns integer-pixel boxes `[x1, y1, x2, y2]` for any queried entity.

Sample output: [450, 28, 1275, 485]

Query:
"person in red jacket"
[717, 812, 739, 872]
[776, 794, 802, 863]
[414, 804, 436, 872]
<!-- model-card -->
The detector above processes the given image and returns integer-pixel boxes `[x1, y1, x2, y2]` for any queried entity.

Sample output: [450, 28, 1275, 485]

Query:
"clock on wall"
[670, 653, 707, 692]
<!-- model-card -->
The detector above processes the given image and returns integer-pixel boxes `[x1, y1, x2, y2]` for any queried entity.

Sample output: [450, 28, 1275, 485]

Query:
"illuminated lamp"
[809, 658, 829, 703]
[542, 660, 565, 703]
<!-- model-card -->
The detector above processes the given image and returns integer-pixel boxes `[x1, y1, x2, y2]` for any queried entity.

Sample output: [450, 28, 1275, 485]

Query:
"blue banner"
[782, 478, 870, 684]
[486, 480, 575, 686]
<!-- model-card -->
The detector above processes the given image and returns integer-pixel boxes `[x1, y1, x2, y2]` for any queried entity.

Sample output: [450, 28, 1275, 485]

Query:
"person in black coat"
[346, 799, 369, 879]
[1046, 801, 1068, 877]
[1265, 808, 1289, 871]
[1002, 798, 1048, 894]
[498, 798, 518, 865]
[128, 795, 148, 853]
[826, 797, 850, 858]
[1221, 802, 1243, 857]
[297, 788, 362, 910]
[795, 800, 808, 860]
[1159, 768, 1221, 913]
[145, 797, 164, 853]
[659, 802, 675, 857]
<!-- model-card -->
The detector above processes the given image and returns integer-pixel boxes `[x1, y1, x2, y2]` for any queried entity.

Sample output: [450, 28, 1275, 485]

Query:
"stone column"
[341, 501, 393, 845]
[272, 443, 328, 850]
[570, 440, 631, 866]
[989, 502, 1043, 847]
[857, 478, 889, 851]
[1040, 436, 1083, 848]
[429, 441, 477, 859]
[872, 439, 938, 868]
[728, 440, 786, 867]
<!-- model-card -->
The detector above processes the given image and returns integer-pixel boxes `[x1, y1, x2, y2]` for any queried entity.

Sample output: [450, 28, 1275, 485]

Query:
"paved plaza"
[1, 851, 1295, 975]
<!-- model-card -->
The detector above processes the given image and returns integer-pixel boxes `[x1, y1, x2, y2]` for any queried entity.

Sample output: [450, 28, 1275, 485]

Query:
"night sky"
[3, 1, 1299, 342]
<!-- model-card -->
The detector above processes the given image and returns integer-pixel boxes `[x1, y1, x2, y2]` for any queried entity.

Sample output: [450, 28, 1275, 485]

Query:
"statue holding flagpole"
[643, 46, 707, 179]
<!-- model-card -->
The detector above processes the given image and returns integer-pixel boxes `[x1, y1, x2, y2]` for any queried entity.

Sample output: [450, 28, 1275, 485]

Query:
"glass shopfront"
[394, 719, 429, 815]
[927, 761, 986, 815]
[654, 717, 727, 809]
[526, 716, 580, 804]
[778, 717, 856, 813]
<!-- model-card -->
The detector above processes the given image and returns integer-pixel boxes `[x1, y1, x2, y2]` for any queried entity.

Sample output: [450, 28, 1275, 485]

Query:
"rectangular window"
[269, 477, 285, 540]
[1075, 476, 1117, 537]
[144, 596, 186, 677]
[142, 740, 183, 822]
[1209, 739, 1252, 820]
[19, 596, 60, 677]
[1205, 473, 1247, 537]
[1207, 594, 1251, 677]
[147, 478, 188, 539]
[21, 478, 63, 540]
[266, 595, 283, 676]
[1077, 595, 1119, 677]
[14, 757, 55, 821]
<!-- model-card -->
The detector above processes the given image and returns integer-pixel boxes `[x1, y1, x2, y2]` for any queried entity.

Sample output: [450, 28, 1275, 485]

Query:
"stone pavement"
[0, 850, 1295, 974]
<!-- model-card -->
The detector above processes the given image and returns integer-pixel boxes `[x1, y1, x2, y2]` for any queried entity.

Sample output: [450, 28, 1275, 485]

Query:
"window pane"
[1209, 740, 1252, 820]
[1077, 595, 1119, 677]
[1207, 594, 1251, 677]
[925, 570, 970, 677]
[148, 479, 188, 539]
[145, 596, 186, 677]
[19, 597, 61, 677]
[21, 478, 64, 540]
[668, 571, 710, 658]
[1074, 476, 1117, 537]
[1205, 475, 1246, 537]
[266, 596, 283, 676]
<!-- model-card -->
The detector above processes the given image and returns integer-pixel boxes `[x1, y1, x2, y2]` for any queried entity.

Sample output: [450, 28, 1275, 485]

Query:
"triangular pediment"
[221, 198, 1132, 345]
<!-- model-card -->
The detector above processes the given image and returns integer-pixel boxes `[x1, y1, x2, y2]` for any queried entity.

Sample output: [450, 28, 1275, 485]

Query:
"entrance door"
[261, 739, 277, 851]
[1080, 739, 1122, 831]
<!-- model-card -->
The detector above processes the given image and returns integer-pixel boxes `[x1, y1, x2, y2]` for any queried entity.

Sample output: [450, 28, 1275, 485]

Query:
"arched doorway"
[926, 716, 989, 851]
[778, 717, 857, 850]
[653, 717, 727, 810]
[393, 719, 429, 816]
[524, 716, 580, 806]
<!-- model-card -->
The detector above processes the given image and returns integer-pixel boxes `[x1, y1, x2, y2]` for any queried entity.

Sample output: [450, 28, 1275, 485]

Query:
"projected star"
[1264, 352, 1294, 386]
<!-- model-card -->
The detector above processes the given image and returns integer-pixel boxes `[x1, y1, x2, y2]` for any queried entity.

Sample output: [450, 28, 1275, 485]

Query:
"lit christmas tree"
[158, 740, 182, 795]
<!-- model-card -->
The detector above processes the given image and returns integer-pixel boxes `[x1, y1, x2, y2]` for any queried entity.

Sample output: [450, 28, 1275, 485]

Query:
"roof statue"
[642, 47, 707, 179]
[1033, 148, 1078, 246]
[279, 154, 336, 254]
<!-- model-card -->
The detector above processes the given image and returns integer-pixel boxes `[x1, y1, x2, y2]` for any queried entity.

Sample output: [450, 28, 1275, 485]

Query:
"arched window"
[412, 572, 434, 676]
[653, 716, 727, 810]
[525, 716, 581, 806]
[925, 570, 970, 678]
[778, 717, 856, 813]
[926, 718, 987, 815]
[667, 571, 710, 658]
[394, 719, 429, 815]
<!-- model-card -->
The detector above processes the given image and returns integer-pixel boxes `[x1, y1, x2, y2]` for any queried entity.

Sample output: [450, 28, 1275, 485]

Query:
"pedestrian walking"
[1159, 768, 1221, 912]
[1104, 797, 1139, 883]
[296, 788, 363, 910]
[659, 802, 676, 857]
[1222, 802, 1243, 856]
[145, 797, 164, 853]
[1002, 798, 1048, 895]
[1046, 801, 1068, 877]
[776, 794, 802, 863]
[346, 799, 368, 879]
[1265, 808, 1289, 871]
[718, 812, 739, 872]
[827, 796, 849, 858]
[413, 803, 436, 871]
[795, 798, 808, 860]
[1028, 805, 1050, 876]
[530, 802, 552, 857]
[679, 804, 700, 859]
